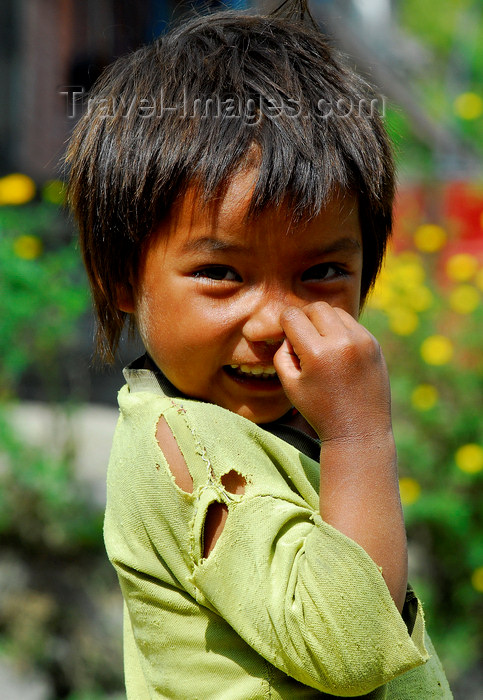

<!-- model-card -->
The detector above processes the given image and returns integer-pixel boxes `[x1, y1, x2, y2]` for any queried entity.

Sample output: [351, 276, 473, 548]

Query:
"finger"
[328, 306, 378, 345]
[279, 306, 326, 359]
[273, 338, 301, 381]
[331, 305, 361, 329]
[280, 302, 351, 356]
[303, 302, 354, 334]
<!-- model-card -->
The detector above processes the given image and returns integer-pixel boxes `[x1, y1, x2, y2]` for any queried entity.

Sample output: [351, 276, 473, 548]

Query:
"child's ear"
[116, 283, 135, 313]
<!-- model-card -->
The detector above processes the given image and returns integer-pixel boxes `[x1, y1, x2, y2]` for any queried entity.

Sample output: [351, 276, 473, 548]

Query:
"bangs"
[71, 11, 392, 237]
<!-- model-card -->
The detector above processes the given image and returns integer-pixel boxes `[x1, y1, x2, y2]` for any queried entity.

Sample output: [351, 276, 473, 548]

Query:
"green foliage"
[0, 189, 123, 697]
[0, 401, 123, 696]
[394, 0, 483, 167]
[66, 694, 125, 700]
[0, 191, 94, 548]
[399, 0, 477, 53]
[362, 237, 483, 682]
[385, 105, 434, 180]
[0, 408, 102, 548]
[0, 200, 89, 397]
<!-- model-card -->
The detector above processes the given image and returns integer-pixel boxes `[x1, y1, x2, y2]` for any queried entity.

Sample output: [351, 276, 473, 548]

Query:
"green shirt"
[104, 365, 452, 698]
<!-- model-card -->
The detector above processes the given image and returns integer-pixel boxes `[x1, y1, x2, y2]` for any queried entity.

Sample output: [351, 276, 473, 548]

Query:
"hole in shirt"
[203, 502, 229, 558]
[156, 416, 193, 493]
[203, 471, 246, 557]
[221, 469, 246, 494]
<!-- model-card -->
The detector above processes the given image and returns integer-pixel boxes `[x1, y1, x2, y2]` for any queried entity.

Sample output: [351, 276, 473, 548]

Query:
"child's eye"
[301, 263, 347, 282]
[192, 266, 241, 282]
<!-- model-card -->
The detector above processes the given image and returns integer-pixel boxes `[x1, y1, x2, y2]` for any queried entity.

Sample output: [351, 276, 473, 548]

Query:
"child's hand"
[275, 302, 408, 613]
[274, 302, 392, 444]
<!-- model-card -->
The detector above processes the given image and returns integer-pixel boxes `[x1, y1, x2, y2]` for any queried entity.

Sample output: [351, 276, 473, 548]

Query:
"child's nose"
[242, 292, 300, 344]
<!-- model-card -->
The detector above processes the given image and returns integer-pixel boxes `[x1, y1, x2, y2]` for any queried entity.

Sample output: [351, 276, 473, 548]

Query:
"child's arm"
[275, 301, 408, 612]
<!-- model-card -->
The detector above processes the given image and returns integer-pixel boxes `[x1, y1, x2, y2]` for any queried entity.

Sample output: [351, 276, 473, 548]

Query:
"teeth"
[242, 364, 263, 374]
[229, 364, 277, 378]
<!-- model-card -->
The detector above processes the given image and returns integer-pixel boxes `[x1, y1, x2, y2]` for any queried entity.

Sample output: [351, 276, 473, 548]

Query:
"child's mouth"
[224, 364, 280, 383]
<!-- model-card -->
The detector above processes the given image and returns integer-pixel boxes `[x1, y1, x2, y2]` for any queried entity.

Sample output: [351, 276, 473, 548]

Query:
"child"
[66, 2, 452, 697]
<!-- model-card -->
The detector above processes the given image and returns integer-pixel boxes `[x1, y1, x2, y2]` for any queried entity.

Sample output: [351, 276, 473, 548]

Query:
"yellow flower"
[420, 335, 453, 365]
[454, 92, 483, 121]
[474, 267, 483, 292]
[399, 477, 421, 506]
[411, 384, 438, 411]
[449, 284, 480, 314]
[42, 179, 65, 205]
[0, 173, 36, 205]
[367, 280, 395, 311]
[391, 261, 426, 289]
[413, 224, 446, 253]
[406, 286, 433, 312]
[13, 235, 43, 260]
[388, 307, 419, 336]
[397, 251, 421, 264]
[446, 253, 479, 282]
[455, 444, 483, 474]
[471, 567, 483, 593]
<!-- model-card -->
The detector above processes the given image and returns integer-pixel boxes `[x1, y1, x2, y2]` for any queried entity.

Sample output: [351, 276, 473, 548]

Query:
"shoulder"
[113, 385, 317, 501]
[113, 385, 262, 472]
[116, 383, 291, 458]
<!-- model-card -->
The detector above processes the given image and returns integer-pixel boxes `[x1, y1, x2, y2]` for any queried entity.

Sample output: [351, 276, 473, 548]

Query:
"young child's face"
[119, 170, 363, 424]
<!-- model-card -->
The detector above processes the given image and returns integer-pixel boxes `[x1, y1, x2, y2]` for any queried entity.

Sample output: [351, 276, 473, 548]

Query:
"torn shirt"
[103, 359, 452, 699]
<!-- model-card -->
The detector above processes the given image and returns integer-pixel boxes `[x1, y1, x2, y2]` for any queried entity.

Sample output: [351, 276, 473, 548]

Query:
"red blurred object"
[393, 181, 483, 259]
[444, 182, 483, 244]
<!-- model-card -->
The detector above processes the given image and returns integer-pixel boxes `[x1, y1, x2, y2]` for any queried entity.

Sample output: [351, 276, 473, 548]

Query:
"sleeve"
[192, 501, 429, 696]
[110, 389, 430, 697]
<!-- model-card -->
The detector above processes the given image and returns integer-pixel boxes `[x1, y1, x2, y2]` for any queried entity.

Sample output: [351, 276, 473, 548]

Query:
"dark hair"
[66, 1, 395, 362]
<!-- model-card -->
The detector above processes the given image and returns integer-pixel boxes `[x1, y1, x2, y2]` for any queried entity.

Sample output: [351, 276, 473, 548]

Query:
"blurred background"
[0, 0, 482, 698]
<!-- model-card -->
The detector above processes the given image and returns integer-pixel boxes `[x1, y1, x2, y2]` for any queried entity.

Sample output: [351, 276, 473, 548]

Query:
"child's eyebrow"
[181, 236, 362, 257]
[180, 237, 247, 255]
[312, 238, 362, 256]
